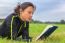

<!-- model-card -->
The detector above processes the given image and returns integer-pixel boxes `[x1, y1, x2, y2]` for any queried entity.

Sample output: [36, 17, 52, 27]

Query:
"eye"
[28, 12, 32, 14]
[28, 11, 34, 14]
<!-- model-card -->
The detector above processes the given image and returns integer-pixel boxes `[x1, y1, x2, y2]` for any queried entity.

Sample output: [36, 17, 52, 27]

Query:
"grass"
[0, 23, 65, 43]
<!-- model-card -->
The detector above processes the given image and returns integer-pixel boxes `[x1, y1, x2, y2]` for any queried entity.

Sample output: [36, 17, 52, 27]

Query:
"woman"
[0, 2, 36, 41]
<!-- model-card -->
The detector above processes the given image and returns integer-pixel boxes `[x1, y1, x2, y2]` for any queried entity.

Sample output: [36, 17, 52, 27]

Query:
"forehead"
[24, 6, 34, 11]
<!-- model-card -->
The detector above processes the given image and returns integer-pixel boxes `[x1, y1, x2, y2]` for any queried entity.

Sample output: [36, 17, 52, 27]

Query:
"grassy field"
[0, 23, 65, 43]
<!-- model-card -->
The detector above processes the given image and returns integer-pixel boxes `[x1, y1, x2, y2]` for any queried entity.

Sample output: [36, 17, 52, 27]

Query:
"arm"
[22, 21, 32, 42]
[10, 16, 18, 40]
[5, 15, 18, 40]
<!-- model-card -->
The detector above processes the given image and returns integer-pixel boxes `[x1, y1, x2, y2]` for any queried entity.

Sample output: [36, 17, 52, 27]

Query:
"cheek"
[26, 14, 30, 19]
[23, 14, 29, 19]
[24, 12, 30, 18]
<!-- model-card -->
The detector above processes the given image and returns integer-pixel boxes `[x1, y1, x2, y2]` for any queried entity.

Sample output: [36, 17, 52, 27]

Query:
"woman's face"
[20, 6, 34, 22]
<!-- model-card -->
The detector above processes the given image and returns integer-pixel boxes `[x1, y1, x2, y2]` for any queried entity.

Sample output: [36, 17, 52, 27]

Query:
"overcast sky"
[0, 0, 65, 22]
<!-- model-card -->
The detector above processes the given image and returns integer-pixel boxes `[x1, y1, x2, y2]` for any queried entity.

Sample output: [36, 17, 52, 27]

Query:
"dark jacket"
[0, 13, 29, 40]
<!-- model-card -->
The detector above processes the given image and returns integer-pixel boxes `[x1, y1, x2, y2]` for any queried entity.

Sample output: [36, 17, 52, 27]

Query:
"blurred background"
[0, 0, 65, 23]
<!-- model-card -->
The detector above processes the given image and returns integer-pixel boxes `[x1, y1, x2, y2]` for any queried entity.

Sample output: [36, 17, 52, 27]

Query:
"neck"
[19, 15, 26, 21]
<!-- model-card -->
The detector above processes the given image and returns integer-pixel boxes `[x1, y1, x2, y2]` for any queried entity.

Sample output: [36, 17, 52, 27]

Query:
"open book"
[35, 25, 58, 41]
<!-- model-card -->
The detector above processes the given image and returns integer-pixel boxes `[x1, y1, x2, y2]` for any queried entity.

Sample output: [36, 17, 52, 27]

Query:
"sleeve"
[22, 22, 32, 42]
[5, 16, 18, 40]
[22, 21, 29, 39]
[26, 21, 29, 37]
[10, 16, 18, 40]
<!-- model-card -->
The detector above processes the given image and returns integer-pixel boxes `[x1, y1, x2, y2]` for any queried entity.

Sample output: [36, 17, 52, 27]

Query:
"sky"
[0, 0, 65, 22]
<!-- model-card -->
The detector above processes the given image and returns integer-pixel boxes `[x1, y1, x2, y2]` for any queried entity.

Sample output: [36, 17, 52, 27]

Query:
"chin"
[26, 19, 31, 22]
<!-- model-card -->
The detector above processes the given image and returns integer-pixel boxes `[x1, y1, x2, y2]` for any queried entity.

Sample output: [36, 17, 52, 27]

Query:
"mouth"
[28, 18, 31, 21]
[29, 17, 32, 20]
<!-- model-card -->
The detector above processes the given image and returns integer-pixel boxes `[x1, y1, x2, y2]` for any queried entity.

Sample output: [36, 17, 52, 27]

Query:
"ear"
[18, 9, 22, 16]
[19, 9, 23, 15]
[19, 9, 22, 12]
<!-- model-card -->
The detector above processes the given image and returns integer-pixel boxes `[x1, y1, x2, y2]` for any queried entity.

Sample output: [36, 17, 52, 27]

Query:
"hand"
[22, 37, 32, 42]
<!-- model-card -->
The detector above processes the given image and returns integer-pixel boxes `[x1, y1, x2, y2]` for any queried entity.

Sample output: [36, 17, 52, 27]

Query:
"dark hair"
[14, 2, 36, 14]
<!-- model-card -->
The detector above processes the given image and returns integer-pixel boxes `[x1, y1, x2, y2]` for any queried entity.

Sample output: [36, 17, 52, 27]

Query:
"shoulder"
[4, 13, 18, 22]
[3, 13, 17, 25]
